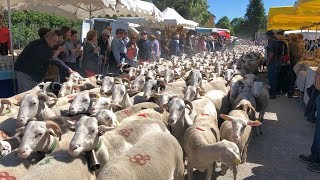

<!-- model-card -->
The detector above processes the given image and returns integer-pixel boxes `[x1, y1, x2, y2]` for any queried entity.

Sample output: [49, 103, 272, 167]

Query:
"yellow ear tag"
[234, 158, 241, 165]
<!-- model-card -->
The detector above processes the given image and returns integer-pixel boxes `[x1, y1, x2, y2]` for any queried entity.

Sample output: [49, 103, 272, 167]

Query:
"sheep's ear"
[98, 125, 115, 136]
[162, 103, 169, 111]
[264, 85, 271, 89]
[15, 127, 25, 134]
[66, 120, 75, 132]
[220, 114, 232, 121]
[247, 120, 262, 127]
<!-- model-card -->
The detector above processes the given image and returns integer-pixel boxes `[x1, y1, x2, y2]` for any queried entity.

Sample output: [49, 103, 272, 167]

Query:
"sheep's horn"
[184, 100, 193, 115]
[89, 92, 101, 99]
[196, 86, 206, 96]
[37, 92, 50, 101]
[45, 121, 62, 141]
[110, 103, 123, 109]
[1, 99, 12, 107]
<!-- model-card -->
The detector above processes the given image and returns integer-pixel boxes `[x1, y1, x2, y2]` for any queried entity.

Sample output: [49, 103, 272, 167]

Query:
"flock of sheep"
[0, 45, 269, 180]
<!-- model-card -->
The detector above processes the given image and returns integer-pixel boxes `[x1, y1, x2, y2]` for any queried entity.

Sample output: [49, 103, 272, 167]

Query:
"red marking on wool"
[129, 154, 151, 166]
[122, 109, 133, 117]
[0, 172, 16, 180]
[118, 128, 133, 138]
[137, 113, 148, 118]
[14, 96, 21, 101]
[0, 131, 8, 139]
[67, 95, 76, 100]
[196, 127, 205, 131]
[201, 114, 210, 116]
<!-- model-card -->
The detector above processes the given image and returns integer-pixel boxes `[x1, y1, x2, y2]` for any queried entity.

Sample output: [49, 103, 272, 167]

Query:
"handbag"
[314, 65, 320, 91]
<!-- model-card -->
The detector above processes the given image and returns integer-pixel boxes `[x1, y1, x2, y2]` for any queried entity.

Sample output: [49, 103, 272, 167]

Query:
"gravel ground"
[192, 95, 319, 180]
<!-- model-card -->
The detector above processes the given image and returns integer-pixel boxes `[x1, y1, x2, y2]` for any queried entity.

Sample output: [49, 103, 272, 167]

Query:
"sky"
[208, 0, 297, 22]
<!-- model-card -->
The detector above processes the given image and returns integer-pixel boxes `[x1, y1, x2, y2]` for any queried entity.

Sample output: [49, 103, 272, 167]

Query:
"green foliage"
[230, 17, 246, 36]
[3, 10, 81, 49]
[216, 16, 234, 35]
[243, 0, 267, 39]
[152, 0, 210, 26]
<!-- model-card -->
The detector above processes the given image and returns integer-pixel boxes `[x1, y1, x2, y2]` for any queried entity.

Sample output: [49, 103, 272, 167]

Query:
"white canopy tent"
[134, 0, 163, 22]
[162, 7, 198, 28]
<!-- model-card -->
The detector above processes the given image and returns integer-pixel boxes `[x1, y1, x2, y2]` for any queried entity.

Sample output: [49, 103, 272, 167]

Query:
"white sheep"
[220, 110, 262, 163]
[97, 132, 184, 180]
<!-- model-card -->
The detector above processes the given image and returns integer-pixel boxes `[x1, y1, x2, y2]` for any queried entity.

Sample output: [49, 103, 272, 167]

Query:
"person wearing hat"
[98, 29, 111, 74]
[0, 13, 12, 56]
[109, 28, 127, 75]
[266, 30, 280, 99]
[137, 31, 151, 64]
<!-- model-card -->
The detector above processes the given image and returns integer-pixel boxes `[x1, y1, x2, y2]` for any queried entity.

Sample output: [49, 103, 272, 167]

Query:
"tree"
[244, 0, 267, 39]
[230, 17, 246, 36]
[216, 16, 234, 34]
[152, 0, 210, 26]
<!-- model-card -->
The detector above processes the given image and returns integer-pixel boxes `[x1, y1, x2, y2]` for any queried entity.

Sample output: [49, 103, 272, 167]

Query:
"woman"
[70, 29, 82, 72]
[109, 28, 126, 75]
[150, 35, 160, 63]
[287, 34, 300, 98]
[98, 29, 111, 75]
[170, 33, 180, 56]
[82, 30, 101, 77]
[126, 34, 139, 67]
[197, 35, 207, 53]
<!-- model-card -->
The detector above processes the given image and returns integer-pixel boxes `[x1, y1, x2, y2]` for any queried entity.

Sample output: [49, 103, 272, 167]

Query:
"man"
[14, 31, 73, 93]
[98, 29, 111, 75]
[109, 28, 126, 75]
[266, 30, 280, 99]
[276, 31, 290, 96]
[0, 13, 12, 56]
[299, 80, 320, 172]
[155, 31, 162, 57]
[137, 31, 151, 63]
[106, 26, 113, 46]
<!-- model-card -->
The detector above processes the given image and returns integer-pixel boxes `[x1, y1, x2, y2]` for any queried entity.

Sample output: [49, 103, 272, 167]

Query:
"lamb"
[220, 110, 262, 163]
[67, 115, 169, 176]
[251, 81, 270, 135]
[97, 132, 184, 180]
[184, 114, 241, 180]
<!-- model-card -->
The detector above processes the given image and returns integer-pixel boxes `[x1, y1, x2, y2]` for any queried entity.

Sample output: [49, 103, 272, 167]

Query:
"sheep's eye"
[106, 117, 111, 120]
[32, 102, 36, 105]
[66, 87, 70, 90]
[38, 133, 43, 136]
[90, 129, 95, 134]
[82, 99, 88, 102]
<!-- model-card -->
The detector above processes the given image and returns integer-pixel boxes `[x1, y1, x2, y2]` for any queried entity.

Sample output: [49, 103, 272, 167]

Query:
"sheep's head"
[164, 97, 193, 126]
[183, 86, 198, 101]
[218, 140, 241, 167]
[0, 141, 11, 158]
[143, 80, 165, 100]
[17, 92, 56, 126]
[68, 116, 115, 156]
[17, 121, 61, 158]
[224, 69, 234, 82]
[164, 69, 175, 83]
[100, 76, 114, 95]
[0, 99, 12, 116]
[220, 113, 261, 144]
[95, 74, 105, 86]
[58, 79, 77, 97]
[132, 76, 146, 92]
[89, 97, 111, 115]
[69, 92, 100, 115]
[95, 109, 118, 128]
[111, 83, 126, 105]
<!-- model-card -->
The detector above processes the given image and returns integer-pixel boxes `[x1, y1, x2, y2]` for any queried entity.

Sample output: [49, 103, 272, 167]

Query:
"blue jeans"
[268, 64, 279, 96]
[311, 94, 320, 163]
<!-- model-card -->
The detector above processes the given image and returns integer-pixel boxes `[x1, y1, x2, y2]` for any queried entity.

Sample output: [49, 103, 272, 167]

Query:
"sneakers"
[307, 163, 320, 173]
[299, 154, 319, 165]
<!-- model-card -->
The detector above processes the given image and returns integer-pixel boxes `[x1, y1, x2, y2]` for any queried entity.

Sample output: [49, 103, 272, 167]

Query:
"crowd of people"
[265, 30, 305, 99]
[4, 20, 233, 93]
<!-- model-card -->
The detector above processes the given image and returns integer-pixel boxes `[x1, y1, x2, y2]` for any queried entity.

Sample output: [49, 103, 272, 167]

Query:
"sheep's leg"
[259, 112, 265, 135]
[232, 165, 238, 180]
[187, 162, 194, 180]
[241, 146, 248, 163]
[205, 163, 214, 180]
[220, 164, 228, 175]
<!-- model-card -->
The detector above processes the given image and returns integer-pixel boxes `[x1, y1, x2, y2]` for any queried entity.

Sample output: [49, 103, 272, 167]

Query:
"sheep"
[131, 75, 146, 92]
[100, 76, 115, 95]
[0, 121, 62, 179]
[16, 92, 59, 126]
[232, 92, 257, 121]
[114, 102, 160, 120]
[67, 115, 169, 176]
[163, 97, 193, 147]
[220, 110, 262, 163]
[251, 82, 270, 135]
[57, 79, 78, 97]
[68, 91, 101, 116]
[184, 115, 241, 180]
[97, 132, 184, 180]
[0, 99, 12, 116]
[184, 69, 203, 88]
[89, 97, 112, 115]
[16, 121, 96, 180]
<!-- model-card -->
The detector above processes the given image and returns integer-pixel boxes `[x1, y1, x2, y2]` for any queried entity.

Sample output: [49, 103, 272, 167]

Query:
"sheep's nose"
[69, 107, 75, 111]
[168, 118, 175, 125]
[69, 144, 81, 151]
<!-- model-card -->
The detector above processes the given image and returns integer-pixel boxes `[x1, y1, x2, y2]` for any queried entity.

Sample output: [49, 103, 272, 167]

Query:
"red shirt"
[0, 25, 10, 48]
